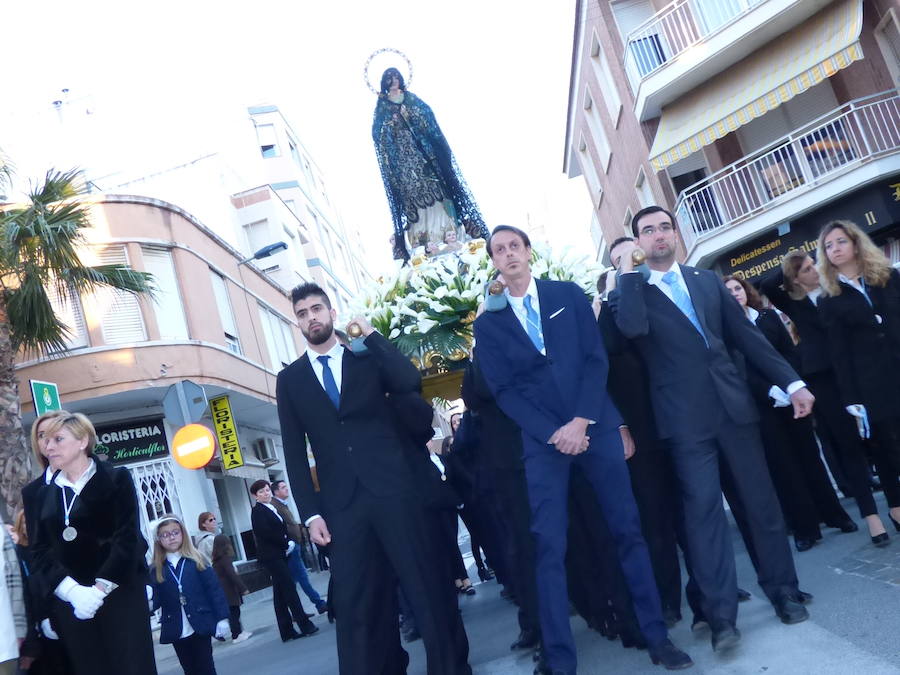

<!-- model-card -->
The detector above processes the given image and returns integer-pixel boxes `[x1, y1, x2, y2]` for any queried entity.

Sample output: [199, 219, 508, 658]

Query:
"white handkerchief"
[548, 307, 566, 319]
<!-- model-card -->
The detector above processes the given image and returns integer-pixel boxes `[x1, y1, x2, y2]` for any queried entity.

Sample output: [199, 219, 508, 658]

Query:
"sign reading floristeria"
[95, 417, 169, 465]
[209, 395, 244, 471]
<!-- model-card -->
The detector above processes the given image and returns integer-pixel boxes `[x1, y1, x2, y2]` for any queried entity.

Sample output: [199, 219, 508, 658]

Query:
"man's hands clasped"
[549, 417, 591, 455]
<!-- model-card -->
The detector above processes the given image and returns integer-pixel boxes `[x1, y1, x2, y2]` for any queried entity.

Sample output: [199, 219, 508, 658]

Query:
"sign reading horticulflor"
[94, 417, 169, 465]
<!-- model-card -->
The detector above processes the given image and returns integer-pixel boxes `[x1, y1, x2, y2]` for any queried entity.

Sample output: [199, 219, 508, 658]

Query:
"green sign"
[94, 417, 169, 465]
[30, 380, 61, 416]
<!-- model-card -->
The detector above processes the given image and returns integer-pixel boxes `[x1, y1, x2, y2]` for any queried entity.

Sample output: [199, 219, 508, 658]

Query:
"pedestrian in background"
[1, 517, 26, 675]
[150, 515, 230, 675]
[196, 513, 253, 644]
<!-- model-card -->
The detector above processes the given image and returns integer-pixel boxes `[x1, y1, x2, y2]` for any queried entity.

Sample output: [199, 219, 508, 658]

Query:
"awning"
[649, 0, 863, 171]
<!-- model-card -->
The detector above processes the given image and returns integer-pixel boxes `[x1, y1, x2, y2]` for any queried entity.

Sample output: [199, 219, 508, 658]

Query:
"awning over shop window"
[649, 0, 863, 171]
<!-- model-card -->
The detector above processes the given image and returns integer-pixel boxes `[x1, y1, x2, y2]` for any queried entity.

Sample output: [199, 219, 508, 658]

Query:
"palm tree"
[0, 168, 155, 522]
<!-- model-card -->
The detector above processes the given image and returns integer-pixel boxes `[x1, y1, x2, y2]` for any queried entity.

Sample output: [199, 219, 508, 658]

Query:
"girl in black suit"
[724, 275, 852, 552]
[28, 412, 157, 675]
[817, 220, 900, 546]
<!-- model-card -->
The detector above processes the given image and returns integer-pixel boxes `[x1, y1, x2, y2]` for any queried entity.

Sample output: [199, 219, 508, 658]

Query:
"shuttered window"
[141, 247, 189, 340]
[94, 246, 147, 345]
[210, 271, 241, 354]
[258, 304, 297, 370]
[47, 281, 89, 350]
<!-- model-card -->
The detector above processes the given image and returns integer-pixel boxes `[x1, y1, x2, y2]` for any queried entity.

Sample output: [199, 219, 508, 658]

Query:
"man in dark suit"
[609, 206, 814, 651]
[248, 479, 318, 642]
[474, 226, 691, 675]
[270, 479, 327, 614]
[276, 282, 469, 675]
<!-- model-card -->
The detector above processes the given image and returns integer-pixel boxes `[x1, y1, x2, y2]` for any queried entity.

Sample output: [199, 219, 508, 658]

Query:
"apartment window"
[258, 305, 297, 370]
[583, 89, 612, 172]
[289, 138, 302, 166]
[243, 219, 270, 258]
[141, 247, 189, 340]
[590, 31, 622, 127]
[622, 207, 634, 237]
[635, 168, 655, 208]
[577, 133, 604, 209]
[209, 271, 241, 354]
[47, 281, 88, 350]
[256, 123, 278, 158]
[282, 224, 304, 271]
[94, 246, 147, 345]
[875, 9, 900, 87]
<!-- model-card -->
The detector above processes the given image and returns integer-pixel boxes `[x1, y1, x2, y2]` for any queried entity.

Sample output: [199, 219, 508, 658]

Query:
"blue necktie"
[523, 295, 545, 353]
[662, 271, 708, 345]
[317, 355, 340, 409]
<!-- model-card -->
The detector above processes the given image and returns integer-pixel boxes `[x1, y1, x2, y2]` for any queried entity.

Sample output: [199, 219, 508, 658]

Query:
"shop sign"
[95, 417, 169, 465]
[209, 395, 244, 470]
[30, 380, 61, 416]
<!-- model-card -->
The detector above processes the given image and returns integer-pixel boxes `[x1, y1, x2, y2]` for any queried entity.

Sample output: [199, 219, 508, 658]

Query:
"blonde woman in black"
[817, 220, 900, 547]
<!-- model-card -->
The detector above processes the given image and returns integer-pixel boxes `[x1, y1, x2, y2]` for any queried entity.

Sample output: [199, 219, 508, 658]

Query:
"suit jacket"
[817, 270, 900, 421]
[744, 309, 800, 404]
[271, 498, 304, 545]
[276, 332, 421, 522]
[460, 357, 524, 472]
[760, 270, 832, 376]
[29, 456, 149, 599]
[250, 502, 290, 562]
[473, 278, 622, 449]
[609, 266, 799, 440]
[151, 559, 229, 644]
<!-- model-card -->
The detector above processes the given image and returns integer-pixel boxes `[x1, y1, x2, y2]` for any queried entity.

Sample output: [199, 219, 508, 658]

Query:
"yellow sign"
[171, 424, 216, 470]
[209, 395, 244, 470]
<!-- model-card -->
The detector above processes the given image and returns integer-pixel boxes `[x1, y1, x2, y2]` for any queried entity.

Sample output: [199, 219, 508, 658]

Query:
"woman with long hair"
[196, 512, 252, 643]
[27, 412, 156, 674]
[816, 220, 900, 546]
[724, 275, 852, 551]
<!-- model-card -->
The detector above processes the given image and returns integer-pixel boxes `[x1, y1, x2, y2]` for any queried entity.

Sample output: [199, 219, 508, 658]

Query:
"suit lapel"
[678, 265, 713, 339]
[299, 353, 338, 413]
[536, 280, 557, 354]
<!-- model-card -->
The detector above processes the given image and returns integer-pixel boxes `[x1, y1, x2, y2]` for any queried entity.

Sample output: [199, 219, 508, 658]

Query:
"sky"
[0, 0, 594, 276]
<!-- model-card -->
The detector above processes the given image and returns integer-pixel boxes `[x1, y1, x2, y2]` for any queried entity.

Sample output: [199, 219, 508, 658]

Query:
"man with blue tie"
[276, 282, 470, 675]
[474, 226, 692, 674]
[610, 206, 814, 652]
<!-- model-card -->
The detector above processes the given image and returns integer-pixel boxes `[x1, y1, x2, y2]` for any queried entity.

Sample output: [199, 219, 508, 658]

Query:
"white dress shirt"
[262, 501, 283, 522]
[165, 552, 194, 639]
[505, 276, 546, 355]
[806, 288, 822, 306]
[647, 262, 694, 305]
[307, 340, 346, 394]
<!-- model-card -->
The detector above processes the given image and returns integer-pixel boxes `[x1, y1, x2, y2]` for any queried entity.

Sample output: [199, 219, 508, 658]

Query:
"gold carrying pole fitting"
[347, 322, 363, 338]
[631, 248, 647, 266]
[488, 280, 505, 295]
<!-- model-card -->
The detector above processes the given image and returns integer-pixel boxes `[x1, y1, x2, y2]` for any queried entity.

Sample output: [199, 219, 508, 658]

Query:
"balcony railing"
[623, 0, 765, 90]
[675, 90, 900, 252]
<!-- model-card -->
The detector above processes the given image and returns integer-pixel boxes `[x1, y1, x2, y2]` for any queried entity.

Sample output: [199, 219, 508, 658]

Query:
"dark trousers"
[172, 633, 216, 675]
[758, 404, 851, 540]
[52, 581, 156, 675]
[524, 427, 667, 672]
[458, 502, 509, 584]
[493, 466, 541, 636]
[869, 417, 900, 508]
[669, 419, 799, 627]
[807, 371, 880, 517]
[328, 485, 470, 675]
[227, 605, 243, 639]
[437, 510, 467, 582]
[260, 555, 310, 640]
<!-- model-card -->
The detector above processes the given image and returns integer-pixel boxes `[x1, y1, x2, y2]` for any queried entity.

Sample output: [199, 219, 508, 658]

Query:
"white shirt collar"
[806, 287, 822, 305]
[43, 466, 54, 485]
[262, 501, 282, 520]
[165, 552, 183, 566]
[504, 275, 538, 304]
[54, 458, 96, 495]
[838, 273, 866, 294]
[648, 262, 684, 287]
[306, 339, 345, 364]
[746, 307, 760, 323]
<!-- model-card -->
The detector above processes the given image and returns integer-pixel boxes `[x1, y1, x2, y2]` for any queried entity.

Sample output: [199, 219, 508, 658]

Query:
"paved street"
[157, 497, 900, 674]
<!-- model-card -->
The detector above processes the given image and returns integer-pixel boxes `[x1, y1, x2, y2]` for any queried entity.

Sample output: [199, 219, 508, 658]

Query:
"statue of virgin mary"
[372, 67, 488, 260]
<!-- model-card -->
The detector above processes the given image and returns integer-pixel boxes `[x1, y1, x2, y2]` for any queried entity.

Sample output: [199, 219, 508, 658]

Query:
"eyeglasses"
[158, 531, 182, 541]
[639, 224, 674, 236]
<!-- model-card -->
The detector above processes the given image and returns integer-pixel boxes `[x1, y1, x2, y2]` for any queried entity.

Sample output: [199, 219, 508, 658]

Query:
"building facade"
[16, 195, 310, 566]
[565, 0, 900, 278]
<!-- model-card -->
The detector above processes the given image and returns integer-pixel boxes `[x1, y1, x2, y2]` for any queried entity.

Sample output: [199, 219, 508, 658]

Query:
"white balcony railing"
[675, 90, 900, 252]
[623, 0, 765, 90]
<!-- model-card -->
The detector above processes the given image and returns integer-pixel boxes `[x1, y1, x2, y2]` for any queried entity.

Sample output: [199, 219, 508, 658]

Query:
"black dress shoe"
[281, 632, 303, 642]
[315, 602, 328, 615]
[299, 620, 319, 636]
[890, 515, 900, 532]
[773, 596, 809, 625]
[737, 588, 751, 602]
[827, 518, 859, 533]
[795, 537, 816, 552]
[649, 639, 693, 670]
[510, 629, 540, 650]
[690, 614, 709, 633]
[871, 532, 890, 547]
[711, 623, 740, 652]
[792, 590, 814, 604]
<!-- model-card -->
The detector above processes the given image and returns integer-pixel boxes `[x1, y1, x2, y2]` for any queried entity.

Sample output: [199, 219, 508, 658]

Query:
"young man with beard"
[609, 206, 813, 652]
[276, 282, 470, 675]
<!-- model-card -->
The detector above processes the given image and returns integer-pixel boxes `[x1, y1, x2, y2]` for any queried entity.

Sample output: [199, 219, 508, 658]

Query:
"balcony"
[625, 0, 833, 121]
[676, 90, 900, 262]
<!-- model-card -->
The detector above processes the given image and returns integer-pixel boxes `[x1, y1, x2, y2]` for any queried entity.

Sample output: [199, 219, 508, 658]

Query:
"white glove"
[146, 585, 155, 612]
[768, 385, 791, 408]
[846, 404, 870, 439]
[214, 619, 230, 639]
[40, 618, 59, 640]
[285, 540, 296, 557]
[68, 584, 106, 620]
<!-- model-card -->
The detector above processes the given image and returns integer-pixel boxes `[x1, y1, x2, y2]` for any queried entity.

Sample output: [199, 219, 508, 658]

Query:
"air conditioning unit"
[252, 438, 279, 467]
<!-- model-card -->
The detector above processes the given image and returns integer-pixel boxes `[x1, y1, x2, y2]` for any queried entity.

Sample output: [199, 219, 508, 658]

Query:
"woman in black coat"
[817, 220, 900, 546]
[28, 412, 156, 675]
[724, 275, 852, 552]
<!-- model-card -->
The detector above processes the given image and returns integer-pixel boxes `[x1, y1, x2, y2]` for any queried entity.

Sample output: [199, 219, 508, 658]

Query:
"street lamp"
[239, 241, 288, 266]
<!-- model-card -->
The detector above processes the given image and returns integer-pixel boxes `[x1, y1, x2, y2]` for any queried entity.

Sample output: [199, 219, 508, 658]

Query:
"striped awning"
[649, 0, 863, 171]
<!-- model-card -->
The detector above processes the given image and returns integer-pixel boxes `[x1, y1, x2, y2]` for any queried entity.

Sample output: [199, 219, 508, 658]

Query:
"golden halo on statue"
[364, 48, 413, 95]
